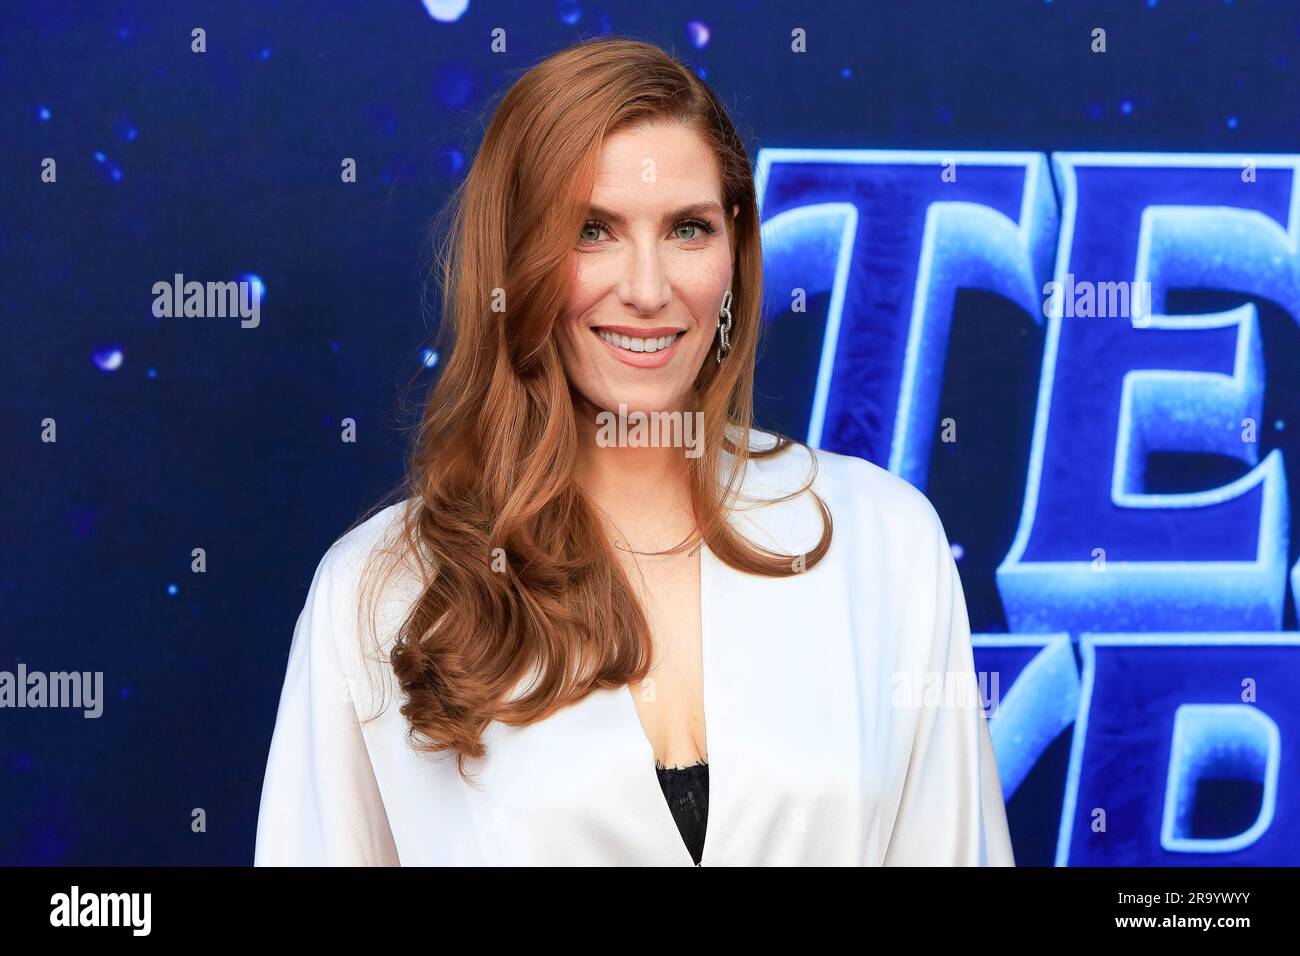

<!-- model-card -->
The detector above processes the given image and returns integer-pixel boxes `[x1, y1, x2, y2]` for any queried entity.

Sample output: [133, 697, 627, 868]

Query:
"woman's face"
[556, 120, 738, 418]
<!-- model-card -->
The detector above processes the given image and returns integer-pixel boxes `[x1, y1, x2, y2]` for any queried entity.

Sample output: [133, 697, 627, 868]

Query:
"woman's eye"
[673, 219, 715, 242]
[579, 218, 715, 244]
[578, 221, 608, 243]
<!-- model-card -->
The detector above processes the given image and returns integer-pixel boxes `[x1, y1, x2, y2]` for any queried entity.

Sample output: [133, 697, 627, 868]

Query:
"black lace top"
[654, 757, 709, 865]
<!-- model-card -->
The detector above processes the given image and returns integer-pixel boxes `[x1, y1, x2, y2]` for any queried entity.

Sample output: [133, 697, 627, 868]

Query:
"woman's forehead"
[593, 123, 719, 184]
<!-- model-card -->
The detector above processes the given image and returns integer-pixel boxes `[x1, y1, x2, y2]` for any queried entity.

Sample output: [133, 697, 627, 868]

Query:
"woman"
[254, 36, 1014, 867]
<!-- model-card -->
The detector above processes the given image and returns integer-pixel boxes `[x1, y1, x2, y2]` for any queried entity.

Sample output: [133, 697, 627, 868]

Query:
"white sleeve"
[883, 508, 1016, 866]
[254, 543, 401, 866]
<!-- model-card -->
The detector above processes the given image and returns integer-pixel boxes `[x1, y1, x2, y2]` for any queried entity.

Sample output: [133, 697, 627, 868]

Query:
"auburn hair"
[356, 35, 832, 783]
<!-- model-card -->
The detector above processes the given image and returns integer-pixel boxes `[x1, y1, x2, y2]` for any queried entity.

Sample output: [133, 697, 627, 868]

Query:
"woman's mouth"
[591, 327, 683, 369]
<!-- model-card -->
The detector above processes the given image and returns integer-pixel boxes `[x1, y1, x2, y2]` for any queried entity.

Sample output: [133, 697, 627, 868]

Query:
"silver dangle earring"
[715, 289, 733, 365]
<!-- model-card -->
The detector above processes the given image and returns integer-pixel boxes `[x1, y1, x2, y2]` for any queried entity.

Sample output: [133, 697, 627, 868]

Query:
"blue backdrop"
[3, 0, 1298, 865]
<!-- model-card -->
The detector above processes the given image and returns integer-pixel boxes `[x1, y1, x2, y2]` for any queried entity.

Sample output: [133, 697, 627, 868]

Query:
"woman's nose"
[616, 243, 672, 315]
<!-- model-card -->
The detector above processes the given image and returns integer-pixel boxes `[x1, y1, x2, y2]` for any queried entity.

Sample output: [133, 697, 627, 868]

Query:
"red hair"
[358, 36, 832, 782]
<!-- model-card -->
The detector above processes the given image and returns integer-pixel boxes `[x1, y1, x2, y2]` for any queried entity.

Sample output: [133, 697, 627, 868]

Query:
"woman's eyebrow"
[585, 201, 725, 226]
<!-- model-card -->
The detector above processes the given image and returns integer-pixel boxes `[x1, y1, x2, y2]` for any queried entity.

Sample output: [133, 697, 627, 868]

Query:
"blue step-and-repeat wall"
[3, 0, 1298, 865]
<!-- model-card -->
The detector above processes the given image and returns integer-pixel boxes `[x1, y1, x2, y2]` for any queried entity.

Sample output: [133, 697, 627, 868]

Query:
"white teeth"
[597, 330, 679, 353]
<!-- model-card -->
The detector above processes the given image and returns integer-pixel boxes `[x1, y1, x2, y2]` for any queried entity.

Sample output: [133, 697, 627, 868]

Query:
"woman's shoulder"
[743, 426, 945, 537]
[282, 498, 428, 716]
[302, 497, 426, 648]
[315, 498, 416, 582]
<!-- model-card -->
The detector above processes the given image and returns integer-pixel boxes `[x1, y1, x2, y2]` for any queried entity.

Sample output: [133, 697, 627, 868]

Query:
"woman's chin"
[588, 390, 692, 417]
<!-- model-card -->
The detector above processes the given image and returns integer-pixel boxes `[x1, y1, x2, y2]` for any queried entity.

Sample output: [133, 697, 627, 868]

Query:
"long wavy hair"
[357, 36, 832, 783]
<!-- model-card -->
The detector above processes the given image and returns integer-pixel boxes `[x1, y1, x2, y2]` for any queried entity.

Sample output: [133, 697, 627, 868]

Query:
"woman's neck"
[573, 397, 697, 550]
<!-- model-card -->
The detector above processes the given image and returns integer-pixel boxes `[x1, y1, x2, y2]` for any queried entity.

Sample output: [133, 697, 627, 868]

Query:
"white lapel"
[692, 429, 865, 865]
[464, 428, 863, 865]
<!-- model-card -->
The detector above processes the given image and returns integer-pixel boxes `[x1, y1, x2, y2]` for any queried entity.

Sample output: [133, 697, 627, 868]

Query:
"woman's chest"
[363, 551, 904, 865]
[618, 545, 709, 769]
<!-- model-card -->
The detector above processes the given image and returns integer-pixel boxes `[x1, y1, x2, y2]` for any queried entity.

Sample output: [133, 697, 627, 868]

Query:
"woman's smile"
[591, 325, 686, 369]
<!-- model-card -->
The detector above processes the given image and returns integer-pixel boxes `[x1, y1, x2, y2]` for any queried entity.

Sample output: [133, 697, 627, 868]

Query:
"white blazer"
[254, 428, 1015, 866]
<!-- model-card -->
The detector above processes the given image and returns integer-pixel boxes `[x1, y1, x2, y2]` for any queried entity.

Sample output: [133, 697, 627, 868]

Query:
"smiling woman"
[560, 123, 736, 393]
[254, 35, 1015, 867]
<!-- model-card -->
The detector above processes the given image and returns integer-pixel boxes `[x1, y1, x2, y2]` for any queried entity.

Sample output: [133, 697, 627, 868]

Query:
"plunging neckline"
[620, 536, 715, 866]
[654, 758, 709, 865]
